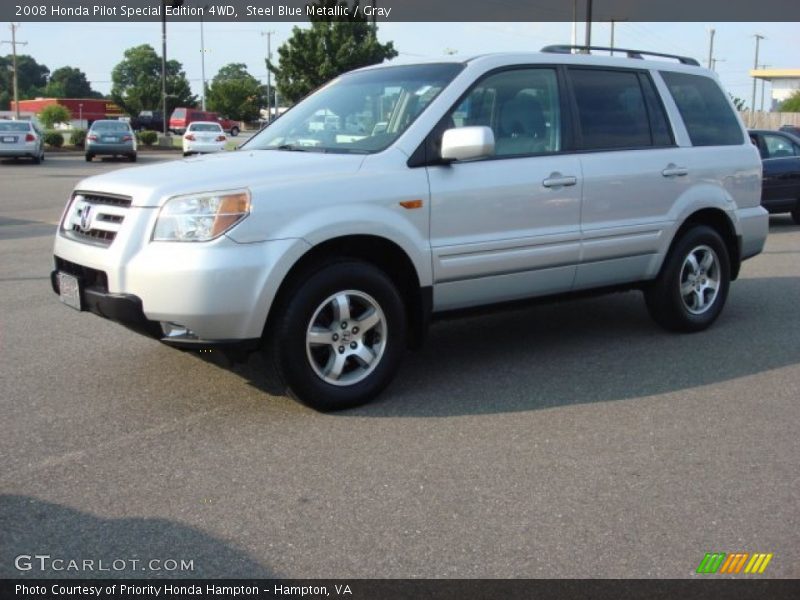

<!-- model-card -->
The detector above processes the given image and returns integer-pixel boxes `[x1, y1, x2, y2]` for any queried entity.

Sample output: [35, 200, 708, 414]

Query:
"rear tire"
[31, 153, 40, 164]
[85, 153, 93, 162]
[129, 153, 137, 162]
[645, 225, 730, 332]
[230, 126, 239, 137]
[270, 260, 407, 411]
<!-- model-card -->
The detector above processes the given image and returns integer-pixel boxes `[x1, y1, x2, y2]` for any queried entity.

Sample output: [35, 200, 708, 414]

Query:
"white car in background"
[182, 121, 227, 156]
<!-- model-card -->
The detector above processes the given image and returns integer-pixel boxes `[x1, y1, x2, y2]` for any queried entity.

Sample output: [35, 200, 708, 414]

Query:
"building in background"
[750, 69, 800, 111]
[10, 98, 124, 129]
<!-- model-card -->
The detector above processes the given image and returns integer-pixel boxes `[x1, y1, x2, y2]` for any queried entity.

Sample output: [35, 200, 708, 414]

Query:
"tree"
[38, 104, 71, 129]
[269, 0, 398, 104]
[206, 63, 265, 121]
[110, 44, 196, 116]
[729, 94, 746, 111]
[45, 66, 100, 98]
[0, 54, 50, 102]
[780, 90, 800, 112]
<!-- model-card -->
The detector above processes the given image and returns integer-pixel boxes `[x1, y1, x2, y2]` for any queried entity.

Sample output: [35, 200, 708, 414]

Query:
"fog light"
[160, 322, 198, 339]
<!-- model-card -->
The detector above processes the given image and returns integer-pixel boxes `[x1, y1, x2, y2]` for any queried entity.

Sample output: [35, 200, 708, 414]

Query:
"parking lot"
[1, 153, 798, 578]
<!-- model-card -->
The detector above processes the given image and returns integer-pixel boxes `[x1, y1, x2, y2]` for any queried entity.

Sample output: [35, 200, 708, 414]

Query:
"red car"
[169, 108, 240, 136]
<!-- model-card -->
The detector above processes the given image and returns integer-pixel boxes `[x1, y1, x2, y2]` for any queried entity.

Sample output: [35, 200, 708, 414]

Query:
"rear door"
[427, 66, 583, 311]
[567, 67, 683, 289]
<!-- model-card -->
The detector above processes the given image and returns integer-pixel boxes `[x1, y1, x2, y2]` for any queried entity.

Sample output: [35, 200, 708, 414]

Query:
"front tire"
[645, 225, 730, 332]
[270, 261, 407, 411]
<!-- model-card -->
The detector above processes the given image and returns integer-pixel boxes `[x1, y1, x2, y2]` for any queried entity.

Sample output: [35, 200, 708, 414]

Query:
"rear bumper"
[0, 147, 37, 157]
[736, 206, 769, 261]
[86, 143, 136, 155]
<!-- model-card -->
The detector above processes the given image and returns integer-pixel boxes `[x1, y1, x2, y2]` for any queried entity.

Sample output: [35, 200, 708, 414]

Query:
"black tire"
[129, 153, 137, 162]
[645, 225, 731, 332]
[791, 204, 800, 225]
[85, 153, 93, 162]
[230, 126, 239, 137]
[31, 153, 40, 164]
[270, 260, 407, 411]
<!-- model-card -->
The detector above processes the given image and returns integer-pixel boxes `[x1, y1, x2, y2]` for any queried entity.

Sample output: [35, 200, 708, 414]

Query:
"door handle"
[662, 165, 688, 177]
[542, 175, 577, 188]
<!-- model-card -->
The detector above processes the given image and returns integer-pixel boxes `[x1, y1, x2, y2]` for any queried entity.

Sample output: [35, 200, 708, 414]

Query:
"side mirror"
[440, 126, 495, 162]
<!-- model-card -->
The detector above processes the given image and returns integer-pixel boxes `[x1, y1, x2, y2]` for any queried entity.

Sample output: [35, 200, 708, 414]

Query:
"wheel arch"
[668, 208, 741, 280]
[265, 234, 431, 349]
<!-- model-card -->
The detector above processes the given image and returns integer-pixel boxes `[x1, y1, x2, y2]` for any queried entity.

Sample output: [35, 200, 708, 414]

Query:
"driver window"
[448, 68, 561, 157]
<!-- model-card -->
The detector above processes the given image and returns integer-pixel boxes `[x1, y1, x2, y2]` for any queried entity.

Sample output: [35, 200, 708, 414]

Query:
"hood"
[73, 150, 367, 207]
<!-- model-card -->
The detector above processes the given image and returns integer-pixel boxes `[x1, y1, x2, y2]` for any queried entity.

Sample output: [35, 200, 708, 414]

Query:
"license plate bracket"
[57, 272, 82, 310]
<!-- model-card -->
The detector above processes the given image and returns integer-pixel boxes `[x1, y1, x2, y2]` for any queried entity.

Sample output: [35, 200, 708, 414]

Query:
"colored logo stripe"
[744, 553, 773, 574]
[697, 552, 773, 574]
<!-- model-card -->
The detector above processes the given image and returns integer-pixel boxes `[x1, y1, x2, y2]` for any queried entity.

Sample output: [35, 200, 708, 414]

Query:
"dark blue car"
[749, 129, 800, 224]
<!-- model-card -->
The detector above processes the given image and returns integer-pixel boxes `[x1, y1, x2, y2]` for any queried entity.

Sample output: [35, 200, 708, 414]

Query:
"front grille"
[61, 191, 132, 247]
[54, 257, 108, 292]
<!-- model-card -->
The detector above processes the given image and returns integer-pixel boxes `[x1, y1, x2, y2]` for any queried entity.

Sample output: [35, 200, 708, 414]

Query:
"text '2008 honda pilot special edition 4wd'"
[52, 46, 768, 411]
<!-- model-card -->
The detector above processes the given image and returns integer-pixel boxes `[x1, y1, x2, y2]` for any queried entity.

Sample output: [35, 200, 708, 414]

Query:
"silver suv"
[52, 46, 768, 410]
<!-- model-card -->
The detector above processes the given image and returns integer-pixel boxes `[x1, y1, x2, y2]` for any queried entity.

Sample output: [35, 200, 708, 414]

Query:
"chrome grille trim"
[61, 191, 133, 247]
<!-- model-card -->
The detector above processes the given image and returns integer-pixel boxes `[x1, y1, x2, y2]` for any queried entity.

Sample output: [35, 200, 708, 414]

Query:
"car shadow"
[0, 495, 276, 579]
[220, 275, 800, 418]
[766, 213, 800, 233]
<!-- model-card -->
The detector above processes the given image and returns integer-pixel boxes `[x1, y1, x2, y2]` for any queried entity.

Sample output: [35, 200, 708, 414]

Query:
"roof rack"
[540, 45, 701, 67]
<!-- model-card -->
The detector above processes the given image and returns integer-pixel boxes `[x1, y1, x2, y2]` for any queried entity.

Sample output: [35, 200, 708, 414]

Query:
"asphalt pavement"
[1, 153, 798, 578]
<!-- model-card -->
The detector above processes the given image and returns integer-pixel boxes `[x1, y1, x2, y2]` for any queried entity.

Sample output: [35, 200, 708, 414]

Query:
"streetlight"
[161, 0, 185, 136]
[200, 4, 209, 111]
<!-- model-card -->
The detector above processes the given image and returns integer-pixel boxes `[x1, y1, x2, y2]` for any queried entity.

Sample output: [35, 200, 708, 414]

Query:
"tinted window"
[190, 112, 203, 120]
[660, 71, 743, 146]
[568, 68, 651, 150]
[763, 133, 798, 158]
[449, 68, 561, 157]
[172, 108, 186, 118]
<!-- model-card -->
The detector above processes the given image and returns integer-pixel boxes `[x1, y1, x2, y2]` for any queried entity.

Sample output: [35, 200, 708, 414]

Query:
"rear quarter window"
[660, 71, 743, 146]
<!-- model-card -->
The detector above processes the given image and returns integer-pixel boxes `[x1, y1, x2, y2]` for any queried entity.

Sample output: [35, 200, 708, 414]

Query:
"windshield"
[0, 122, 31, 132]
[91, 121, 130, 132]
[245, 63, 463, 154]
[189, 123, 223, 132]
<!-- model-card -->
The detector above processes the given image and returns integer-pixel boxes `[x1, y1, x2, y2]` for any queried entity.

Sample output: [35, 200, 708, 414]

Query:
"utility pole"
[200, 5, 208, 111]
[584, 0, 593, 48]
[710, 58, 725, 72]
[610, 20, 616, 54]
[261, 31, 275, 123]
[161, 0, 168, 134]
[759, 63, 770, 113]
[707, 28, 715, 70]
[1, 24, 28, 120]
[751, 34, 764, 126]
[571, 0, 578, 48]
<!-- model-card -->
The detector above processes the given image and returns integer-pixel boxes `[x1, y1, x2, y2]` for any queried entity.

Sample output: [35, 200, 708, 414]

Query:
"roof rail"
[540, 45, 701, 67]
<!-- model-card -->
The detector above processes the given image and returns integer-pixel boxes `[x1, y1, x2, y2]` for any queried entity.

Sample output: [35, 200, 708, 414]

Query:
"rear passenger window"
[660, 71, 744, 146]
[568, 68, 652, 150]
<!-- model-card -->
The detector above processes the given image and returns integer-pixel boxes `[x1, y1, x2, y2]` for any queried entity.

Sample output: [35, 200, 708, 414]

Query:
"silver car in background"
[0, 120, 45, 164]
[86, 120, 137, 162]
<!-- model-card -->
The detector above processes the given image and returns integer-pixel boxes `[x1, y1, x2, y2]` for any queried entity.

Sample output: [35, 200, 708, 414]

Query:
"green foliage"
[270, 0, 398, 104]
[780, 90, 800, 112]
[0, 54, 50, 101]
[206, 63, 265, 122]
[37, 104, 72, 129]
[110, 44, 197, 116]
[45, 66, 100, 98]
[137, 130, 158, 146]
[729, 94, 746, 111]
[43, 131, 64, 148]
[70, 129, 87, 148]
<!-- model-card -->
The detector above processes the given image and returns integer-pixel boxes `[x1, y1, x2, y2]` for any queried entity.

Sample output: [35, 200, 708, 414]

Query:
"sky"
[5, 21, 799, 110]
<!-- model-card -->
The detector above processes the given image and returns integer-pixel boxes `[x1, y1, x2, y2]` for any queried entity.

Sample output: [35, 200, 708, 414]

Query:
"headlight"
[152, 189, 250, 242]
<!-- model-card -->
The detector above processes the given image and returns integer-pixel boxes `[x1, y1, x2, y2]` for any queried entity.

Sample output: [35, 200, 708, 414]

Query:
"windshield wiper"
[273, 144, 326, 152]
